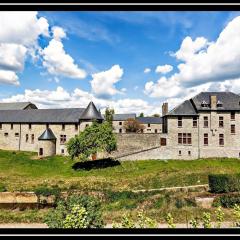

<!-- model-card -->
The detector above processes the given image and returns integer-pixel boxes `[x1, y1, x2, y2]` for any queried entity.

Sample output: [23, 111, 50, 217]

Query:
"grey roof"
[166, 100, 198, 116]
[112, 113, 136, 121]
[192, 92, 240, 111]
[80, 102, 103, 120]
[137, 117, 163, 124]
[0, 102, 37, 110]
[0, 108, 85, 123]
[38, 128, 56, 141]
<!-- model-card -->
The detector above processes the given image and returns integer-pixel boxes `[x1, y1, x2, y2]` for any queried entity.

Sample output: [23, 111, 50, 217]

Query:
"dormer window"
[201, 100, 209, 107]
[217, 100, 223, 107]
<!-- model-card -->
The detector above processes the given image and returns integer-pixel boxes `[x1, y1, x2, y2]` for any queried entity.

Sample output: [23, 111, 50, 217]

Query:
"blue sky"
[1, 11, 240, 115]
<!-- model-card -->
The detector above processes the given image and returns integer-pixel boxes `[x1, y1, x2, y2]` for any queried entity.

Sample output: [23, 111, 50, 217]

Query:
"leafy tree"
[139, 112, 144, 117]
[152, 114, 160, 117]
[44, 194, 104, 228]
[67, 121, 117, 161]
[105, 107, 115, 126]
[123, 118, 145, 133]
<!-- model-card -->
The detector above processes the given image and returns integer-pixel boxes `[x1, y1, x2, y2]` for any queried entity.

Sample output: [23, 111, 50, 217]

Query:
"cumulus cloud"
[145, 16, 240, 101]
[90, 65, 124, 98]
[155, 64, 173, 74]
[144, 68, 151, 73]
[52, 26, 66, 40]
[0, 11, 49, 86]
[42, 38, 87, 79]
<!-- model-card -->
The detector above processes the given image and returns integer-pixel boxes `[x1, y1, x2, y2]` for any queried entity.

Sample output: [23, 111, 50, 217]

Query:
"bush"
[214, 194, 240, 208]
[44, 194, 104, 228]
[208, 174, 240, 193]
[0, 183, 7, 192]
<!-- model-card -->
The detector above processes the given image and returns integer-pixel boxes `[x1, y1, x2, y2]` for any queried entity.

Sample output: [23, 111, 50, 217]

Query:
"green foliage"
[67, 121, 117, 161]
[105, 108, 115, 126]
[214, 194, 240, 208]
[215, 206, 224, 228]
[0, 183, 7, 192]
[139, 113, 144, 117]
[137, 210, 157, 228]
[202, 212, 211, 228]
[44, 194, 104, 228]
[152, 114, 160, 117]
[208, 174, 240, 193]
[189, 217, 200, 228]
[175, 199, 184, 209]
[165, 213, 176, 228]
[113, 214, 136, 228]
[233, 204, 240, 227]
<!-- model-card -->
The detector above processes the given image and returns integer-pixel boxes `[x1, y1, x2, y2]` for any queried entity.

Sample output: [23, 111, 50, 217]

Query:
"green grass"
[1, 150, 240, 192]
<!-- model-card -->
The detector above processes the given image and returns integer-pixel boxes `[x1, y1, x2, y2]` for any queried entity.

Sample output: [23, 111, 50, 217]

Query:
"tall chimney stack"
[210, 95, 217, 109]
[162, 102, 168, 116]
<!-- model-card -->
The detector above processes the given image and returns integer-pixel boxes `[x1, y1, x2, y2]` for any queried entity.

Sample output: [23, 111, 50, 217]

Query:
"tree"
[44, 194, 104, 228]
[67, 121, 117, 161]
[152, 114, 160, 117]
[139, 112, 144, 117]
[105, 107, 115, 126]
[123, 118, 145, 133]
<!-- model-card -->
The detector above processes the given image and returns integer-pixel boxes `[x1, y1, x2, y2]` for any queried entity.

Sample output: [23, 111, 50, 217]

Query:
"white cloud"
[144, 68, 151, 73]
[90, 65, 124, 98]
[0, 11, 49, 86]
[42, 38, 87, 79]
[52, 26, 66, 40]
[155, 64, 173, 74]
[145, 16, 240, 100]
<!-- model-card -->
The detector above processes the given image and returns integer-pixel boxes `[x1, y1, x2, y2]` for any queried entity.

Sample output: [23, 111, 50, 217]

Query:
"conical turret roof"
[80, 101, 103, 120]
[38, 128, 56, 141]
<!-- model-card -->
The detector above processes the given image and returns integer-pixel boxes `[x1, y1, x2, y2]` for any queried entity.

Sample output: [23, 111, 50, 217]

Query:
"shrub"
[0, 183, 7, 192]
[44, 194, 104, 228]
[165, 213, 176, 228]
[202, 212, 211, 228]
[214, 194, 240, 208]
[208, 174, 240, 193]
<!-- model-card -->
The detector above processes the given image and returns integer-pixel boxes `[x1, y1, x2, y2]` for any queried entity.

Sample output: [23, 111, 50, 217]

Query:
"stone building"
[0, 101, 103, 157]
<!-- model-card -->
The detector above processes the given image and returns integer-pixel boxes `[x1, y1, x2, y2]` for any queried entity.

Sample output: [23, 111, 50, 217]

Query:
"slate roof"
[0, 108, 85, 123]
[112, 113, 136, 121]
[38, 128, 56, 141]
[166, 100, 198, 116]
[137, 117, 163, 124]
[0, 102, 37, 110]
[80, 101, 103, 120]
[192, 92, 240, 111]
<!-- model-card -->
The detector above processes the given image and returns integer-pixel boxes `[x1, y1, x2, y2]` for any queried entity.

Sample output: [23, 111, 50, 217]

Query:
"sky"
[1, 11, 240, 116]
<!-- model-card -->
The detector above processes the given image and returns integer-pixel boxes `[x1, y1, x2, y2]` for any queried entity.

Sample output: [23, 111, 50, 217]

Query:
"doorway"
[39, 148, 43, 156]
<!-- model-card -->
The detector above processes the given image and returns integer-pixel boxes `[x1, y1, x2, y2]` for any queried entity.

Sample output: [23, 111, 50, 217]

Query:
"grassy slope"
[0, 149, 240, 191]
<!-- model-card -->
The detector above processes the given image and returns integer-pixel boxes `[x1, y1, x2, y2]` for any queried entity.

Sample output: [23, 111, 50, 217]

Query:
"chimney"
[162, 102, 168, 116]
[210, 95, 217, 109]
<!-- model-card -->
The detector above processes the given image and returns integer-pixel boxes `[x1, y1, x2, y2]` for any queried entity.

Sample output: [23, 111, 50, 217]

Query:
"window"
[11, 124, 13, 130]
[119, 122, 122, 126]
[188, 151, 191, 156]
[61, 149, 64, 154]
[60, 135, 67, 144]
[193, 117, 197, 127]
[178, 117, 182, 127]
[4, 133, 8, 137]
[39, 148, 43, 156]
[219, 116, 224, 128]
[26, 134, 29, 142]
[147, 129, 151, 132]
[231, 124, 236, 134]
[15, 133, 19, 137]
[0, 124, 2, 130]
[160, 138, 166, 146]
[62, 124, 65, 131]
[178, 150, 182, 156]
[29, 124, 32, 130]
[219, 134, 224, 146]
[155, 129, 158, 133]
[119, 129, 122, 133]
[204, 133, 208, 145]
[231, 112, 235, 120]
[148, 123, 151, 127]
[204, 116, 208, 128]
[31, 134, 34, 144]
[75, 124, 78, 131]
[178, 133, 191, 145]
[141, 129, 143, 133]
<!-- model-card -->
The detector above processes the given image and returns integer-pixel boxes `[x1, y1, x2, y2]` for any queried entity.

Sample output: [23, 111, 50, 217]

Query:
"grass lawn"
[0, 149, 240, 224]
[0, 149, 240, 192]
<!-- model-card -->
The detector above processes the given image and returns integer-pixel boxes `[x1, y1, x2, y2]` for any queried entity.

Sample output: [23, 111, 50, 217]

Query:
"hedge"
[208, 174, 240, 193]
[213, 194, 240, 208]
